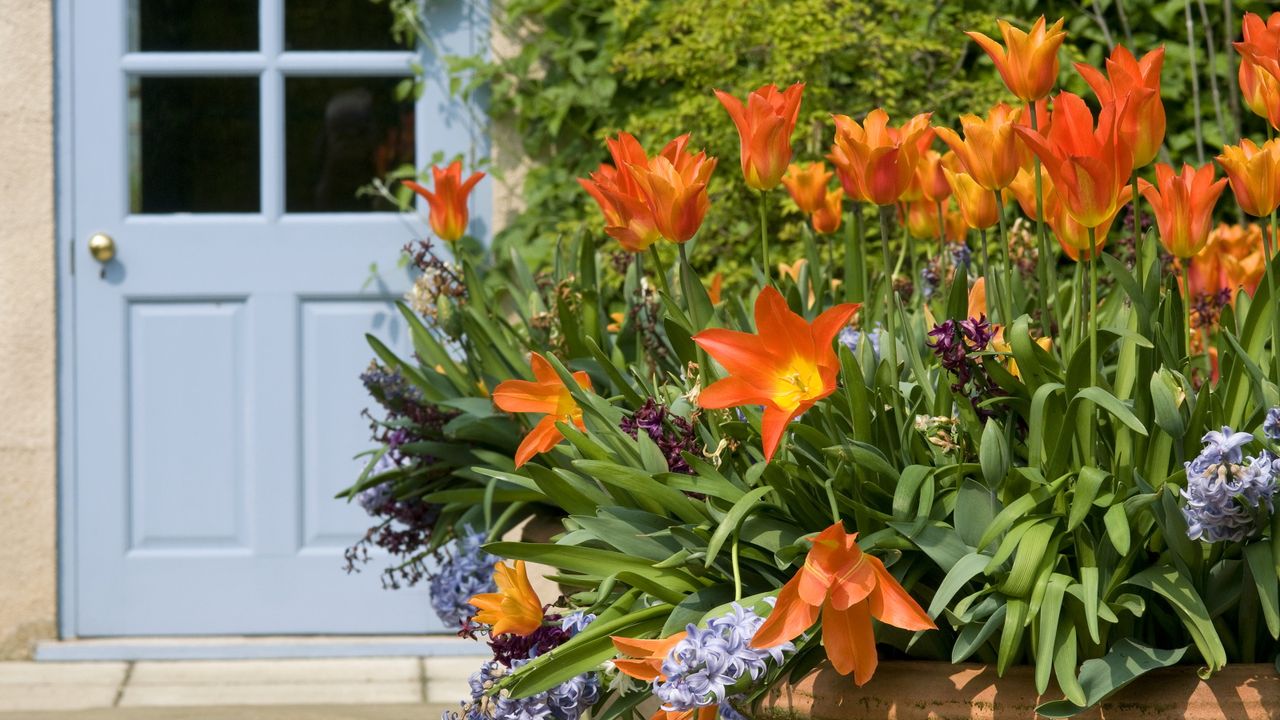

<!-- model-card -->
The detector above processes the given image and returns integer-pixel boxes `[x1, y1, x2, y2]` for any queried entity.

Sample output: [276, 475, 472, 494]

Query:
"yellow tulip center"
[775, 356, 825, 412]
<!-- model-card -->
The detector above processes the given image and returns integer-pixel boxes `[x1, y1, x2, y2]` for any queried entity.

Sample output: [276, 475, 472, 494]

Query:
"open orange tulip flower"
[1138, 163, 1228, 259]
[1076, 46, 1166, 169]
[469, 560, 544, 637]
[715, 82, 805, 191]
[403, 161, 484, 243]
[693, 286, 858, 461]
[781, 162, 834, 215]
[1216, 139, 1280, 218]
[491, 352, 593, 467]
[967, 16, 1067, 103]
[934, 103, 1024, 191]
[1236, 13, 1280, 119]
[944, 168, 998, 230]
[628, 136, 717, 244]
[1013, 91, 1140, 229]
[750, 522, 934, 685]
[828, 109, 933, 206]
[811, 186, 844, 235]
[579, 132, 689, 252]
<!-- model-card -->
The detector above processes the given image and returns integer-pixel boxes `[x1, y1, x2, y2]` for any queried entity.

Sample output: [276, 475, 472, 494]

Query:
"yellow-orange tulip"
[491, 352, 593, 467]
[579, 132, 685, 252]
[1236, 13, 1280, 119]
[1138, 163, 1228, 259]
[1044, 185, 1131, 261]
[751, 522, 934, 685]
[934, 103, 1024, 190]
[403, 161, 484, 243]
[944, 169, 998, 230]
[1006, 166, 1053, 221]
[781, 162, 833, 215]
[1013, 91, 1140, 229]
[715, 82, 805, 190]
[967, 16, 1067, 103]
[828, 109, 933, 206]
[915, 150, 953, 203]
[693, 287, 858, 462]
[1075, 46, 1166, 168]
[812, 186, 844, 235]
[469, 561, 543, 637]
[628, 137, 718, 243]
[1216, 139, 1280, 218]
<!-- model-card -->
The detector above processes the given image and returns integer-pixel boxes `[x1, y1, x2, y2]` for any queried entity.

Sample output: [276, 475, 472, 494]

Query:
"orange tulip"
[403, 161, 484, 243]
[1190, 224, 1271, 299]
[944, 168, 998, 230]
[934, 103, 1024, 190]
[1013, 91, 1139, 229]
[715, 83, 804, 190]
[1216, 139, 1280, 218]
[828, 109, 933, 206]
[469, 560, 543, 637]
[902, 199, 939, 240]
[693, 286, 858, 461]
[967, 16, 1067, 103]
[1236, 13, 1280, 119]
[491, 352, 593, 467]
[611, 634, 721, 720]
[1044, 185, 1131, 261]
[579, 132, 687, 252]
[812, 186, 844, 235]
[915, 150, 953, 203]
[1006, 166, 1053, 221]
[751, 522, 934, 685]
[1137, 163, 1228, 258]
[781, 162, 834, 215]
[1075, 46, 1166, 168]
[627, 136, 717, 244]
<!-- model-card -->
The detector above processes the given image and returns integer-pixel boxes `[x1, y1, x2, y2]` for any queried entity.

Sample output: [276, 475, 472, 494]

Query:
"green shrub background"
[394, 0, 1275, 273]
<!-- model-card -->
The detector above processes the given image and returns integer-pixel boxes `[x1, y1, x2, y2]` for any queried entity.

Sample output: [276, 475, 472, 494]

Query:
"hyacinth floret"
[428, 531, 498, 629]
[652, 602, 793, 713]
[1264, 407, 1280, 441]
[839, 325, 883, 360]
[356, 451, 399, 515]
[1181, 428, 1277, 543]
[561, 611, 596, 636]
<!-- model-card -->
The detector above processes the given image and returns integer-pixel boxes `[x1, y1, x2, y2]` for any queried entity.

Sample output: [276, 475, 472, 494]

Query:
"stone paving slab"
[118, 682, 425, 707]
[127, 658, 420, 686]
[0, 661, 130, 711]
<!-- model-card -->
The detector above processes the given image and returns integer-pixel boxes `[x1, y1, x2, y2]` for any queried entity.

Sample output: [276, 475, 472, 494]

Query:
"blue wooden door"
[68, 0, 486, 635]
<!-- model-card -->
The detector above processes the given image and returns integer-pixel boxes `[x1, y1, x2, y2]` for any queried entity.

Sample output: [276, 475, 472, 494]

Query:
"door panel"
[69, 0, 486, 635]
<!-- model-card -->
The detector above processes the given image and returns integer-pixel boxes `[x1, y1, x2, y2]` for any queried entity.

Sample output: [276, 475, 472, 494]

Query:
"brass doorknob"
[88, 233, 116, 263]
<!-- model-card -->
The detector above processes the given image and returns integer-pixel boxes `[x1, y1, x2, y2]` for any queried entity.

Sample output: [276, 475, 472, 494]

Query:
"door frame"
[52, 0, 490, 639]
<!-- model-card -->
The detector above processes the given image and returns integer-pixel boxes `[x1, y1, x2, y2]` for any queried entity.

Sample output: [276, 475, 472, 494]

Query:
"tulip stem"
[1132, 173, 1144, 291]
[995, 192, 1016, 325]
[647, 246, 672, 299]
[1088, 228, 1099, 392]
[1029, 107, 1056, 345]
[1181, 260, 1193, 367]
[844, 205, 860, 302]
[758, 191, 771, 284]
[977, 227, 990, 293]
[936, 200, 948, 293]
[1267, 210, 1280, 385]
[878, 206, 902, 410]
[854, 204, 869, 305]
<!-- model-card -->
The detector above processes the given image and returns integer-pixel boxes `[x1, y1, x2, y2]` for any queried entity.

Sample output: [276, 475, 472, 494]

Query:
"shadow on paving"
[0, 705, 453, 720]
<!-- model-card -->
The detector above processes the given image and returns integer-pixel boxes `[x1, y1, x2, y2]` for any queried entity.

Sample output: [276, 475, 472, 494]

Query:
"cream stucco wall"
[0, 0, 57, 659]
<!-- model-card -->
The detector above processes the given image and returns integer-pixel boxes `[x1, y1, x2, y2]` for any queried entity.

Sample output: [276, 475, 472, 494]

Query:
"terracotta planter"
[753, 661, 1280, 719]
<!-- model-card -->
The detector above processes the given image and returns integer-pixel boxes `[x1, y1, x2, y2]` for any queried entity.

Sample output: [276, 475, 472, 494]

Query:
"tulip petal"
[699, 375, 772, 409]
[514, 415, 563, 467]
[491, 379, 559, 414]
[811, 303, 862, 351]
[867, 557, 937, 631]
[759, 405, 795, 462]
[751, 574, 820, 649]
[821, 599, 878, 685]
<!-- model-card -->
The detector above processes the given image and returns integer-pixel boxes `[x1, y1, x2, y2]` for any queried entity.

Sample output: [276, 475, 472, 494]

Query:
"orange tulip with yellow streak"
[934, 103, 1024, 191]
[1137, 163, 1228, 259]
[491, 352, 592, 467]
[715, 83, 805, 191]
[966, 16, 1067, 103]
[403, 161, 484, 243]
[693, 287, 858, 462]
[1075, 46, 1166, 168]
[750, 522, 934, 685]
[469, 560, 543, 637]
[828, 109, 933, 206]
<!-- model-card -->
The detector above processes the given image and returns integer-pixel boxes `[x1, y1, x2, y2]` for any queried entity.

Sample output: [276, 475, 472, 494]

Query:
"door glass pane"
[284, 77, 414, 213]
[284, 0, 403, 50]
[130, 77, 261, 214]
[129, 0, 258, 52]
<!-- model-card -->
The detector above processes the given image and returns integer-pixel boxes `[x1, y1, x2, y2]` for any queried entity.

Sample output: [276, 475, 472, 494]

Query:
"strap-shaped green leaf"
[1036, 639, 1187, 717]
[1125, 566, 1226, 672]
